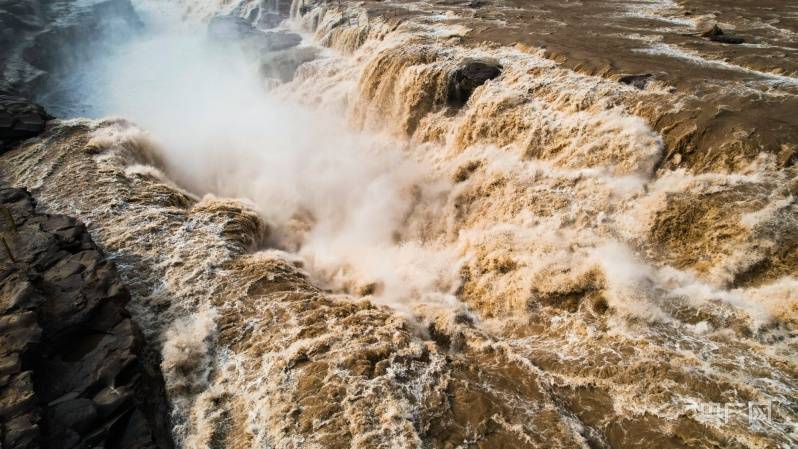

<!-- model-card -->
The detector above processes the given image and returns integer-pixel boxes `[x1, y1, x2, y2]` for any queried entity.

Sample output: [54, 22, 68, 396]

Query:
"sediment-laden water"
[1, 0, 795, 448]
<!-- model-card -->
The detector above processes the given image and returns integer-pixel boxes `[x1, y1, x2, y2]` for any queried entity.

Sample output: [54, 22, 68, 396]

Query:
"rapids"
[1, 0, 795, 448]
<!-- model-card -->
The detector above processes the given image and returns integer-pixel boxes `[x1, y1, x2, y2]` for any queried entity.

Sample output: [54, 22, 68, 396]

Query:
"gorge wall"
[0, 185, 172, 449]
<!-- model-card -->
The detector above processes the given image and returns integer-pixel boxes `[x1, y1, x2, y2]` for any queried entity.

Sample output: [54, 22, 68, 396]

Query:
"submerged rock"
[0, 187, 172, 449]
[447, 59, 502, 106]
[618, 73, 653, 90]
[701, 24, 745, 44]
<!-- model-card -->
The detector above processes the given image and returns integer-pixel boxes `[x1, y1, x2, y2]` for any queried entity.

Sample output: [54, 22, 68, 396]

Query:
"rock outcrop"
[207, 14, 307, 83]
[618, 73, 653, 90]
[700, 24, 745, 45]
[0, 92, 51, 153]
[208, 15, 301, 52]
[0, 187, 172, 449]
[447, 60, 502, 106]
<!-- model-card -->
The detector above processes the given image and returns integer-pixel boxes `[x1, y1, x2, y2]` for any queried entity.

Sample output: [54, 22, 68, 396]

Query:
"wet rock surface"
[447, 60, 502, 106]
[618, 73, 654, 90]
[208, 14, 307, 83]
[258, 46, 321, 83]
[0, 92, 51, 152]
[0, 187, 172, 449]
[208, 15, 302, 53]
[701, 24, 745, 44]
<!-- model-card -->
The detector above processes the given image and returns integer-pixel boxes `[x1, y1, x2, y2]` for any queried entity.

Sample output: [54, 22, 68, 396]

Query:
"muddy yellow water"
[1, 0, 796, 448]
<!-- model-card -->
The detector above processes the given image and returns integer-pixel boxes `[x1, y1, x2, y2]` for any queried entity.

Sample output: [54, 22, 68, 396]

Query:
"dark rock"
[208, 15, 302, 53]
[709, 34, 745, 44]
[256, 12, 283, 29]
[701, 24, 724, 37]
[619, 73, 653, 90]
[447, 59, 503, 106]
[48, 399, 97, 434]
[0, 187, 173, 449]
[210, 0, 289, 29]
[259, 47, 321, 83]
[0, 92, 51, 152]
[207, 14, 305, 81]
[701, 24, 744, 44]
[261, 31, 303, 52]
[275, 0, 293, 17]
[92, 385, 134, 419]
[3, 411, 38, 449]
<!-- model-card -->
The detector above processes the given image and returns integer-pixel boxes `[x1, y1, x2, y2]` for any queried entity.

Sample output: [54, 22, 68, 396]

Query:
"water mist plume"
[97, 8, 462, 311]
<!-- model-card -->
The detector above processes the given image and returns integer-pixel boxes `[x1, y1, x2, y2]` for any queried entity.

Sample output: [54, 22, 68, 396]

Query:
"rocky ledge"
[0, 92, 52, 153]
[0, 187, 172, 449]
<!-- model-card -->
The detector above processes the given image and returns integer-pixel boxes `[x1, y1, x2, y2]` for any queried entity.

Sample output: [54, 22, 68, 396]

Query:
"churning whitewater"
[1, 0, 796, 448]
